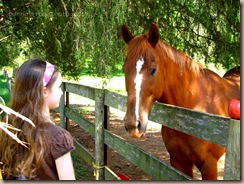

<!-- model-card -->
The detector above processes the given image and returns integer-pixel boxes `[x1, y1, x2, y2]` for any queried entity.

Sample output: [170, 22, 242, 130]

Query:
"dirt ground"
[50, 103, 225, 181]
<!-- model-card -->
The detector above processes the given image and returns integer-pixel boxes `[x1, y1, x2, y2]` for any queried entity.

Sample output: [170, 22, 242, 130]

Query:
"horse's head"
[121, 23, 165, 138]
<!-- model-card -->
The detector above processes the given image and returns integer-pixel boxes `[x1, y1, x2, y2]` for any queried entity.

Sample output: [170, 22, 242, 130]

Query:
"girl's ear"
[43, 87, 48, 97]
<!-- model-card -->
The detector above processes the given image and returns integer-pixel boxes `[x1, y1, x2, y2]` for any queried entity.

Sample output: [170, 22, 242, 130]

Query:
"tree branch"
[0, 22, 20, 30]
[0, 35, 11, 42]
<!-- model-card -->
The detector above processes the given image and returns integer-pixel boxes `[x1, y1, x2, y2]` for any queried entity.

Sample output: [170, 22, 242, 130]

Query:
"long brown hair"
[0, 58, 59, 179]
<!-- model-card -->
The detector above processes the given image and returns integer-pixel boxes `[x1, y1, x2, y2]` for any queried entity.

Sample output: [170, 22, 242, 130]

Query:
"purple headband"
[43, 61, 55, 87]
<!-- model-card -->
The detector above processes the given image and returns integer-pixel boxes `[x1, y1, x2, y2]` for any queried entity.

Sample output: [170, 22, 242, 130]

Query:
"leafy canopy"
[0, 0, 240, 79]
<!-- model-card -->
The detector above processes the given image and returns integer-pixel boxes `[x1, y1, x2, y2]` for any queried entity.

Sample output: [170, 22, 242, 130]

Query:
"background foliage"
[0, 0, 240, 79]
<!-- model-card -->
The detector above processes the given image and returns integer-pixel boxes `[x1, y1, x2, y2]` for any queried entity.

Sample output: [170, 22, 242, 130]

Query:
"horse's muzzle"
[124, 119, 145, 138]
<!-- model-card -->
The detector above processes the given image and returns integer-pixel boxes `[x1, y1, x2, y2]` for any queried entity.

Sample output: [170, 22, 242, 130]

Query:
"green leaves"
[0, 0, 240, 79]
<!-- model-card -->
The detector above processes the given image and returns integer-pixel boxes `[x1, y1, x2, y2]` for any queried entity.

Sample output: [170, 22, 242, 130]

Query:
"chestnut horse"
[121, 23, 240, 180]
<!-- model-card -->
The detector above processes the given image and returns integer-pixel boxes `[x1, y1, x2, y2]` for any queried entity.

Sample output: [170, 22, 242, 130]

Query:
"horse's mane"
[124, 34, 202, 75]
[158, 41, 202, 75]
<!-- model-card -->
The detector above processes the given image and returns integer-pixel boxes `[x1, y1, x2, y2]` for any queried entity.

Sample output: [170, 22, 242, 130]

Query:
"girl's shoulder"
[45, 122, 72, 140]
[45, 122, 75, 156]
[40, 122, 75, 168]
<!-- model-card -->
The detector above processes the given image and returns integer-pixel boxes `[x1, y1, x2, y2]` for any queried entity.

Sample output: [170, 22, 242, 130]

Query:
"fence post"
[94, 88, 105, 180]
[65, 91, 70, 130]
[59, 82, 66, 129]
[104, 105, 111, 169]
[223, 119, 240, 180]
[3, 69, 6, 78]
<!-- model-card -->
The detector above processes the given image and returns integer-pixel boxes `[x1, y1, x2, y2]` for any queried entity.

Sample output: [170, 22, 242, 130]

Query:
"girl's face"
[44, 73, 63, 110]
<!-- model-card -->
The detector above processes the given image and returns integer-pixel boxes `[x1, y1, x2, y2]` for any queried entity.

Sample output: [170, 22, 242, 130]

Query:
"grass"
[0, 72, 11, 120]
[0, 73, 10, 106]
[71, 152, 93, 180]
[78, 76, 126, 94]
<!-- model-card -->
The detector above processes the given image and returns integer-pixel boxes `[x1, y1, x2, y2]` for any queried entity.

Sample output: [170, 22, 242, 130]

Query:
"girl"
[0, 58, 76, 180]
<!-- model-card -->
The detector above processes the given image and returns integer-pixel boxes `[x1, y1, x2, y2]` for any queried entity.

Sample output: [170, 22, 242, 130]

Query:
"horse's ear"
[121, 24, 134, 44]
[148, 23, 160, 48]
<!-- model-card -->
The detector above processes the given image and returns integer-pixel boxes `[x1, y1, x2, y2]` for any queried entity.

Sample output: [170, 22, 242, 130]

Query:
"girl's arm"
[55, 152, 76, 180]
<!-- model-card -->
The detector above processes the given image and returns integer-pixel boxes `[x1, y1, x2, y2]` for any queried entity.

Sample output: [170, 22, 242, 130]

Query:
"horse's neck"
[159, 59, 203, 109]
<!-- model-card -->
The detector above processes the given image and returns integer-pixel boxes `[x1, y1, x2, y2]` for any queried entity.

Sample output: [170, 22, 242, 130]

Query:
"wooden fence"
[1, 70, 240, 180]
[57, 81, 240, 180]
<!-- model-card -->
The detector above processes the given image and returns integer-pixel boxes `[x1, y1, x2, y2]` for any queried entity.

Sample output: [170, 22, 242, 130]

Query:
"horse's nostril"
[137, 119, 141, 130]
[124, 126, 128, 132]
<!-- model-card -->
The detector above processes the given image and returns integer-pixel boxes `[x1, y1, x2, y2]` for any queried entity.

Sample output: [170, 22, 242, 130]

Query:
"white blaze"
[134, 58, 144, 122]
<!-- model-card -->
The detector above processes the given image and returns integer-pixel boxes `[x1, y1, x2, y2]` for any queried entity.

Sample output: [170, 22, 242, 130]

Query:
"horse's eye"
[150, 67, 156, 76]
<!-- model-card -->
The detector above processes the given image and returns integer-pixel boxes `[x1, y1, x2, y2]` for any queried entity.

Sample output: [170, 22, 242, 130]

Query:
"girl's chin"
[50, 104, 60, 110]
